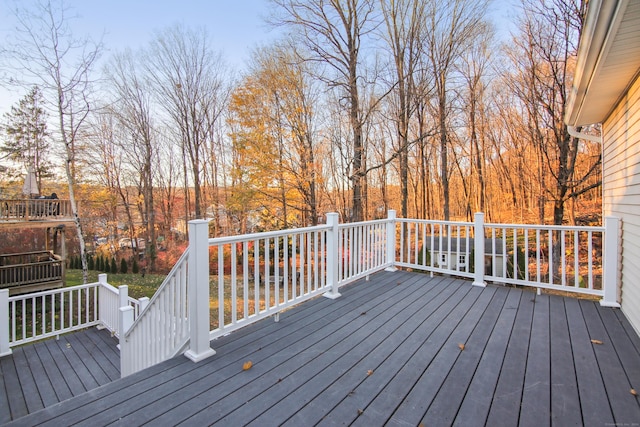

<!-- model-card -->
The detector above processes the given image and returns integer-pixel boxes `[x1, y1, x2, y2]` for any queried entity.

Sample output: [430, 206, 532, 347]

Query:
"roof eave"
[565, 0, 628, 127]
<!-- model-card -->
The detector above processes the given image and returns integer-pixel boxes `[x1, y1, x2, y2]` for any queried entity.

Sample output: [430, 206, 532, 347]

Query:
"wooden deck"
[0, 328, 120, 424]
[3, 270, 640, 426]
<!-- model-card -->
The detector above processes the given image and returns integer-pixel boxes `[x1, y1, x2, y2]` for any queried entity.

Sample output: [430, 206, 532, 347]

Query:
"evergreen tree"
[104, 257, 110, 273]
[0, 86, 52, 187]
[132, 258, 139, 274]
[120, 258, 128, 274]
[97, 255, 104, 272]
[111, 257, 117, 274]
[88, 255, 95, 270]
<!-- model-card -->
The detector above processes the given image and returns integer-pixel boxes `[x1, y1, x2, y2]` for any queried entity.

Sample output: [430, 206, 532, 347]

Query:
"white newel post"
[119, 304, 133, 373]
[119, 306, 133, 340]
[185, 219, 216, 362]
[324, 212, 341, 299]
[118, 285, 129, 337]
[385, 210, 398, 272]
[97, 273, 108, 328]
[601, 216, 621, 308]
[0, 289, 11, 357]
[473, 212, 487, 287]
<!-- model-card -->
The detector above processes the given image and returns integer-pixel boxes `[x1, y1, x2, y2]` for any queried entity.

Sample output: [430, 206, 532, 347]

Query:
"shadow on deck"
[3, 270, 640, 426]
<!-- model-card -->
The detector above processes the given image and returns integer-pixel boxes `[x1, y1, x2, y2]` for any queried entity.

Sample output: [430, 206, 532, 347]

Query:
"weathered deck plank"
[421, 285, 509, 426]
[565, 297, 614, 426]
[485, 288, 534, 426]
[4, 271, 640, 427]
[0, 328, 119, 423]
[580, 299, 640, 423]
[520, 294, 551, 427]
[452, 287, 522, 425]
[548, 293, 582, 426]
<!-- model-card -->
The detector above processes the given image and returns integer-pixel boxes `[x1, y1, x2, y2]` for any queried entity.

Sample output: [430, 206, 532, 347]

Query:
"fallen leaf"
[367, 369, 374, 376]
[360, 312, 367, 316]
[357, 409, 364, 415]
[348, 390, 356, 396]
[631, 389, 638, 396]
[66, 343, 71, 348]
[458, 343, 465, 351]
[242, 361, 253, 371]
[590, 339, 603, 345]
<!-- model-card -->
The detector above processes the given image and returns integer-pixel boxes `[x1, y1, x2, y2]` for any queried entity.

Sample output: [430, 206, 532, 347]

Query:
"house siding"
[603, 72, 640, 334]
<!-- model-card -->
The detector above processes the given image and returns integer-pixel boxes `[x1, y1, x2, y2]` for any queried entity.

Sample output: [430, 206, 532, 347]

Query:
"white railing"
[207, 223, 332, 341]
[337, 218, 391, 285]
[98, 275, 145, 337]
[110, 210, 621, 377]
[396, 213, 620, 305]
[0, 274, 135, 356]
[396, 218, 476, 279]
[119, 249, 190, 377]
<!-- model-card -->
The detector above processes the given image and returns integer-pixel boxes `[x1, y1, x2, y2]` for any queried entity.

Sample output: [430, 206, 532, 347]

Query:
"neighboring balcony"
[0, 198, 76, 227]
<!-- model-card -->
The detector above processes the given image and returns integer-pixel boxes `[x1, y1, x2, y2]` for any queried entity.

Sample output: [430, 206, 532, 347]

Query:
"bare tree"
[3, 0, 102, 282]
[380, 0, 425, 220]
[271, 0, 377, 221]
[423, 0, 489, 220]
[507, 0, 595, 225]
[105, 50, 158, 270]
[457, 22, 494, 215]
[144, 24, 227, 219]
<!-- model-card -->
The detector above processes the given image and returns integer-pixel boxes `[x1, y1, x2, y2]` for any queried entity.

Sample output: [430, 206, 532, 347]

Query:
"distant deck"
[0, 199, 75, 229]
[3, 271, 640, 426]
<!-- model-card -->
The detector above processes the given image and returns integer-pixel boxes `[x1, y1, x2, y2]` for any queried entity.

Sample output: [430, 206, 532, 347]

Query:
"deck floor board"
[548, 294, 582, 426]
[31, 340, 73, 403]
[421, 285, 509, 426]
[0, 328, 119, 424]
[3, 271, 640, 426]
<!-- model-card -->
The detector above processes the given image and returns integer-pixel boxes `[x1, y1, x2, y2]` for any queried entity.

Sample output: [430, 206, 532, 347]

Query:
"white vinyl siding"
[603, 72, 640, 335]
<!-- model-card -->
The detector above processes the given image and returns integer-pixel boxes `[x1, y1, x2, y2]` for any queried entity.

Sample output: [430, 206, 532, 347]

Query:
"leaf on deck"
[242, 361, 253, 371]
[590, 339, 603, 345]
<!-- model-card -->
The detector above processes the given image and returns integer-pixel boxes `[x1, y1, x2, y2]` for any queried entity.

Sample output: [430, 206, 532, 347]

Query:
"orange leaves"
[242, 361, 253, 371]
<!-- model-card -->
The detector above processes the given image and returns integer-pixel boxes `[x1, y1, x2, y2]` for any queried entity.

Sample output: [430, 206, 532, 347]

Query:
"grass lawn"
[65, 269, 165, 299]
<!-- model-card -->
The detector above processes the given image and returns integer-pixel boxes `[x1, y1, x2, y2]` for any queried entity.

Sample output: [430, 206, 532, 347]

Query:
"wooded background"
[0, 0, 601, 273]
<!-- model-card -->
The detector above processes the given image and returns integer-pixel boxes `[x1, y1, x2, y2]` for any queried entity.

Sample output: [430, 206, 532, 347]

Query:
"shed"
[425, 237, 505, 277]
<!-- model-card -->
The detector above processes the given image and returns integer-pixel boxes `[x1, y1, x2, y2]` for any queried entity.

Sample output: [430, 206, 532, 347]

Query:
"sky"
[0, 0, 284, 115]
[0, 0, 518, 116]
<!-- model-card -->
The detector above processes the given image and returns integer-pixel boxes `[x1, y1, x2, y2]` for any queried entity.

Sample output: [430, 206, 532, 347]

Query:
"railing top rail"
[208, 223, 332, 246]
[396, 217, 604, 232]
[0, 250, 54, 258]
[0, 259, 62, 269]
[1, 260, 58, 268]
[397, 218, 474, 227]
[338, 217, 391, 228]
[99, 281, 119, 295]
[7, 281, 101, 302]
[484, 222, 605, 232]
[0, 198, 70, 202]
[124, 247, 190, 337]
